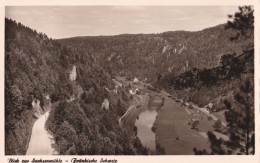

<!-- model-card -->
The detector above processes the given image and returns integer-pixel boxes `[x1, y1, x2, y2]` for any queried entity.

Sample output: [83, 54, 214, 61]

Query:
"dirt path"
[26, 111, 56, 155]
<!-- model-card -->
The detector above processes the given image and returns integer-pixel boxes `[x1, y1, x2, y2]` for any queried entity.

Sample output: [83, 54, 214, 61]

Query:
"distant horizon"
[57, 24, 225, 40]
[6, 17, 226, 40]
[6, 6, 239, 39]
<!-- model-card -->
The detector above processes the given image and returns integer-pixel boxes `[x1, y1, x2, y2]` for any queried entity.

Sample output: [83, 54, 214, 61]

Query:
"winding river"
[134, 95, 163, 150]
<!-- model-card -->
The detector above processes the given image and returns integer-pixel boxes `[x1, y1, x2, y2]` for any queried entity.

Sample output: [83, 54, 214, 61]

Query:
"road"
[26, 111, 57, 155]
[119, 93, 145, 128]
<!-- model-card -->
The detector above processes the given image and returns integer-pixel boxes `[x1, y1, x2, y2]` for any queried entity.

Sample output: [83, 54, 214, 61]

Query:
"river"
[135, 95, 163, 150]
[135, 109, 157, 150]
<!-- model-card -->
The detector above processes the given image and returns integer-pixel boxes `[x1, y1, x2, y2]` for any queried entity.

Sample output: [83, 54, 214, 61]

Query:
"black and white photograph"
[4, 4, 256, 158]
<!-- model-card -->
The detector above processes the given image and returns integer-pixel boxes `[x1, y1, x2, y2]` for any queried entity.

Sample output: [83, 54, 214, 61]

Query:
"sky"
[6, 6, 239, 39]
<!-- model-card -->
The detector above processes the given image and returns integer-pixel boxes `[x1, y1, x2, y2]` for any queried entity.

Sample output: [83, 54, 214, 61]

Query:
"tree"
[223, 6, 254, 155]
[220, 53, 236, 66]
[191, 120, 199, 130]
[233, 78, 254, 154]
[225, 6, 254, 41]
[116, 99, 125, 116]
[193, 147, 209, 155]
[226, 132, 241, 150]
[156, 143, 165, 154]
[157, 73, 162, 81]
[224, 78, 254, 154]
[207, 131, 225, 154]
[133, 137, 149, 155]
[250, 133, 255, 154]
[198, 68, 217, 86]
[214, 119, 222, 132]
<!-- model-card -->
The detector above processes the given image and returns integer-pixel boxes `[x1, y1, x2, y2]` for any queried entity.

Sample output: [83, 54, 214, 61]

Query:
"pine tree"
[225, 6, 254, 41]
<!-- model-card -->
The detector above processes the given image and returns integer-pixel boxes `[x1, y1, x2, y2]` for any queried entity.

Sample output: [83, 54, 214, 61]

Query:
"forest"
[5, 18, 149, 155]
[5, 6, 254, 155]
[163, 6, 254, 155]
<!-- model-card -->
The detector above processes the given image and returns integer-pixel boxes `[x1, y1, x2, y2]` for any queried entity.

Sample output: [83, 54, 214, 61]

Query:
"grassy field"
[213, 109, 227, 125]
[154, 96, 211, 154]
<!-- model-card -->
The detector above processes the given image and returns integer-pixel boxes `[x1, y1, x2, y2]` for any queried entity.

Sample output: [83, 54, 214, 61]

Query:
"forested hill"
[5, 18, 74, 154]
[58, 24, 253, 82]
[5, 5, 255, 155]
[5, 18, 143, 155]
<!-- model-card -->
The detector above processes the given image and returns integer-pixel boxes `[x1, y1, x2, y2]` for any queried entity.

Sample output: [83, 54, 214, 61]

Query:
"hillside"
[58, 13, 254, 155]
[5, 18, 146, 155]
[58, 24, 253, 82]
[5, 6, 254, 155]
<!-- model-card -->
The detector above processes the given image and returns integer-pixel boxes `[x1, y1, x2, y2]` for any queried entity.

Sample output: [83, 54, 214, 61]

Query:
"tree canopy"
[225, 6, 254, 41]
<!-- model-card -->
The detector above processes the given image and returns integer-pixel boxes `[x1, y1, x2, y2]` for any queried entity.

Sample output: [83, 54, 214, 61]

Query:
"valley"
[5, 6, 254, 155]
[115, 77, 229, 154]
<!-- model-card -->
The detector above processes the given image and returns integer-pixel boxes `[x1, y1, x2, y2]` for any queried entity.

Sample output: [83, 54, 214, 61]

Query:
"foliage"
[58, 23, 251, 82]
[193, 147, 209, 155]
[213, 120, 222, 132]
[207, 131, 226, 154]
[191, 120, 199, 130]
[224, 77, 254, 154]
[225, 6, 254, 41]
[5, 18, 143, 155]
[5, 5, 254, 155]
[5, 18, 73, 154]
[155, 143, 166, 154]
[161, 48, 253, 90]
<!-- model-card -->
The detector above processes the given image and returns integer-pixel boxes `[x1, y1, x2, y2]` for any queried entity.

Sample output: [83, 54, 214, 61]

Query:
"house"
[205, 103, 214, 112]
[133, 77, 139, 83]
[129, 88, 139, 95]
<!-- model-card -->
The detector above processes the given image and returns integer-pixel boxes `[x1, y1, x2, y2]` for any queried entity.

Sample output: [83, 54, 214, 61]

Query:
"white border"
[0, 0, 259, 163]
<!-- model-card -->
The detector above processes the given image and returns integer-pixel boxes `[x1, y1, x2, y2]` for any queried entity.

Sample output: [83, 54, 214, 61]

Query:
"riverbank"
[153, 95, 211, 154]
[116, 77, 219, 154]
[135, 95, 164, 151]
[120, 93, 150, 136]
